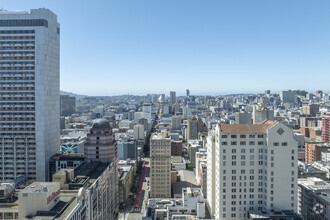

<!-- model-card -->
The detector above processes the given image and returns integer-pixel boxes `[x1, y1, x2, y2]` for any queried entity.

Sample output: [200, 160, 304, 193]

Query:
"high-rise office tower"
[209, 122, 297, 220]
[280, 90, 295, 104]
[150, 132, 171, 198]
[0, 9, 60, 182]
[170, 91, 176, 105]
[171, 115, 181, 130]
[60, 95, 76, 116]
[133, 124, 144, 140]
[187, 117, 198, 140]
[186, 89, 190, 97]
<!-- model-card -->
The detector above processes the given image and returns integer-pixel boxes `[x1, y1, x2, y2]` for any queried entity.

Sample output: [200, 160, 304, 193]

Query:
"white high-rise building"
[209, 122, 297, 220]
[171, 115, 181, 131]
[206, 130, 216, 217]
[0, 9, 60, 182]
[133, 124, 144, 140]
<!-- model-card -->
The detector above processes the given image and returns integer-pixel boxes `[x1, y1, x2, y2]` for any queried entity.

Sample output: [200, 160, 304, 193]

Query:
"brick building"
[305, 142, 330, 163]
[322, 113, 330, 142]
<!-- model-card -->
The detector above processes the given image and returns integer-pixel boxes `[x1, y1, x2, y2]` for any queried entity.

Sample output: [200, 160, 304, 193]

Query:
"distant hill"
[60, 90, 88, 99]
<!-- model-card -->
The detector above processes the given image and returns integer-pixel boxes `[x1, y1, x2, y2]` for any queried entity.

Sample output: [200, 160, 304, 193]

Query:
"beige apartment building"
[150, 132, 171, 198]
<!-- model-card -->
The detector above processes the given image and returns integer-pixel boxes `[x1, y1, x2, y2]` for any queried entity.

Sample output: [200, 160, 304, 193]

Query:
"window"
[258, 141, 264, 145]
[0, 19, 48, 28]
[273, 142, 279, 146]
[292, 149, 295, 154]
[250, 149, 254, 153]
[232, 170, 236, 174]
[222, 142, 227, 145]
[258, 134, 264, 138]
[241, 169, 245, 174]
[282, 142, 288, 146]
[241, 161, 245, 166]
[231, 141, 237, 145]
[240, 135, 246, 138]
[250, 155, 254, 160]
[223, 155, 226, 160]
[232, 149, 236, 153]
[223, 149, 226, 153]
[241, 149, 246, 153]
[249, 141, 255, 145]
[240, 141, 246, 145]
[249, 134, 255, 138]
[231, 135, 237, 138]
[232, 161, 236, 166]
[221, 135, 228, 138]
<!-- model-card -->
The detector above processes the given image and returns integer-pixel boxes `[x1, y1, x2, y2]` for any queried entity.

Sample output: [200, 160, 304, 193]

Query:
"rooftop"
[92, 118, 111, 129]
[249, 209, 301, 219]
[20, 182, 59, 194]
[220, 122, 276, 134]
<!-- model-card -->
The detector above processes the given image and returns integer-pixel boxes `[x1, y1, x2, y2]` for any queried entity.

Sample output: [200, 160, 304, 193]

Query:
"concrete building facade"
[0, 8, 60, 182]
[211, 122, 298, 220]
[305, 142, 330, 163]
[150, 133, 171, 198]
[84, 118, 116, 162]
[60, 95, 76, 116]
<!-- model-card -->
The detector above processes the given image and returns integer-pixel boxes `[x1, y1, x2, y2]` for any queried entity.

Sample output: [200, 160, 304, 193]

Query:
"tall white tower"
[208, 122, 297, 220]
[0, 8, 60, 182]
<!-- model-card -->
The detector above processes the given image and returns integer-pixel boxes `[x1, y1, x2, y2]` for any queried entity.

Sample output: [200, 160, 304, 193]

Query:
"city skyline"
[2, 0, 330, 96]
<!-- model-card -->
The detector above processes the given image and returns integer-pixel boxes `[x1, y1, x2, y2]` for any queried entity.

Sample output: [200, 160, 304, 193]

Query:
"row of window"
[0, 30, 35, 34]
[223, 148, 294, 154]
[222, 134, 264, 138]
[0, 19, 48, 28]
[222, 141, 265, 146]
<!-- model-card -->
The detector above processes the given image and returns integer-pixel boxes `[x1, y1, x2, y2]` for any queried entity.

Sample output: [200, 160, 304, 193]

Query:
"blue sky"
[2, 0, 330, 96]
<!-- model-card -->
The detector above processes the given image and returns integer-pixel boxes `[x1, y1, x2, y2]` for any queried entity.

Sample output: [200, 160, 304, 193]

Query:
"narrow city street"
[119, 158, 150, 220]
